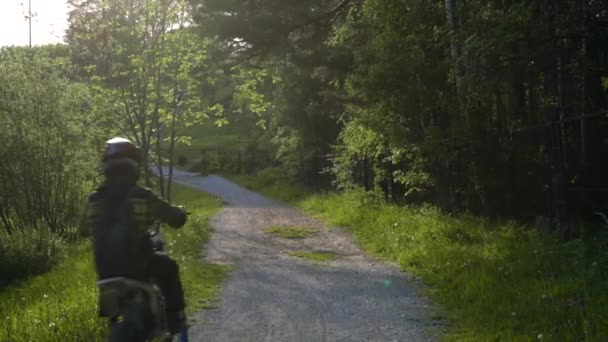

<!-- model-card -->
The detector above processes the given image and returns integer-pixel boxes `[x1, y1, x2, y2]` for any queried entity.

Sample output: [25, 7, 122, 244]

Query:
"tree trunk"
[579, 0, 589, 169]
[167, 96, 182, 203]
[155, 122, 166, 199]
[557, 40, 567, 169]
[511, 50, 526, 121]
[445, 0, 464, 94]
[528, 70, 539, 123]
[362, 156, 370, 191]
[543, 0, 569, 237]
[385, 144, 394, 202]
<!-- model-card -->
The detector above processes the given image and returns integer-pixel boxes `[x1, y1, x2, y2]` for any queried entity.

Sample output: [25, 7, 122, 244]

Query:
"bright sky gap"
[0, 0, 69, 47]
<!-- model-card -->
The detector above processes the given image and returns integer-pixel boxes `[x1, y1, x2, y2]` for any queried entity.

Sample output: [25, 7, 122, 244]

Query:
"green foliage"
[192, 0, 340, 56]
[298, 190, 608, 341]
[191, 0, 608, 219]
[264, 226, 319, 239]
[0, 46, 104, 283]
[0, 47, 102, 235]
[233, 68, 275, 119]
[190, 0, 347, 186]
[0, 184, 228, 341]
[67, 0, 215, 194]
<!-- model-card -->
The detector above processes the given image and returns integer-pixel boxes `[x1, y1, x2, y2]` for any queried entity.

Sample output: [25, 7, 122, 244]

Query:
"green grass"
[171, 123, 271, 174]
[232, 176, 608, 341]
[0, 184, 229, 341]
[264, 225, 318, 239]
[288, 251, 337, 262]
[300, 191, 608, 341]
[229, 170, 312, 205]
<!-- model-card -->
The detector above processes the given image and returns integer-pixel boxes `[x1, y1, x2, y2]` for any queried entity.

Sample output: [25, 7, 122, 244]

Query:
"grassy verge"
[0, 184, 228, 341]
[264, 225, 318, 239]
[228, 171, 312, 205]
[231, 176, 608, 341]
[288, 251, 337, 263]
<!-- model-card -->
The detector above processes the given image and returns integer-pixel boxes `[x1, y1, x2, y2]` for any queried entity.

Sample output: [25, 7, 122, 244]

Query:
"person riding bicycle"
[80, 137, 188, 336]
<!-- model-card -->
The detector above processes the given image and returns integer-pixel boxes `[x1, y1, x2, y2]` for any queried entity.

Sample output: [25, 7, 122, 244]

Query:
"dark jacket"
[80, 184, 187, 279]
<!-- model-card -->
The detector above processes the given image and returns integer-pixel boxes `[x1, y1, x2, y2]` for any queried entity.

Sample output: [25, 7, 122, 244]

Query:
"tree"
[189, 0, 353, 185]
[67, 0, 209, 199]
[188, 0, 608, 225]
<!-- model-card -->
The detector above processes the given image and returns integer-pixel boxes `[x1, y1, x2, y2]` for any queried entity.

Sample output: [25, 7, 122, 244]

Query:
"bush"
[0, 47, 102, 236]
[0, 46, 104, 283]
[0, 228, 66, 285]
[255, 167, 289, 186]
[177, 155, 188, 167]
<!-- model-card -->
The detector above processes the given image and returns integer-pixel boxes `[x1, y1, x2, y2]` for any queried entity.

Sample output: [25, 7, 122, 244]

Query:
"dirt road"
[167, 169, 441, 341]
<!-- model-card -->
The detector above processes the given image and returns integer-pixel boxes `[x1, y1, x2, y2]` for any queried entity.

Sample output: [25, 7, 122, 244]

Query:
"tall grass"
[299, 190, 608, 341]
[0, 184, 229, 341]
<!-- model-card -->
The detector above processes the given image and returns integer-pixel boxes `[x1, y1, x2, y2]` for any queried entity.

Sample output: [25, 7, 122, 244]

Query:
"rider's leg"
[148, 253, 187, 334]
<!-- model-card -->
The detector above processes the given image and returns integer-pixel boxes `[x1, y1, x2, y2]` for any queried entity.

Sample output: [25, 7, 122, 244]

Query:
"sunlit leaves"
[0, 47, 105, 236]
[67, 0, 216, 184]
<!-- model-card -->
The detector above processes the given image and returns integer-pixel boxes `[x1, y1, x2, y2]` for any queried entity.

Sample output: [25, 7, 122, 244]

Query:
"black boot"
[167, 310, 187, 335]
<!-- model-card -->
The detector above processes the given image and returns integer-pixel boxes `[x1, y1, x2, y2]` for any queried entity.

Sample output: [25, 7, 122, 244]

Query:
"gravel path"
[166, 169, 442, 342]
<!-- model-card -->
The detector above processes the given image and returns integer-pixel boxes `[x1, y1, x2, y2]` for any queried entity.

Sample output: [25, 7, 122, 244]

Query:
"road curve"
[165, 168, 442, 342]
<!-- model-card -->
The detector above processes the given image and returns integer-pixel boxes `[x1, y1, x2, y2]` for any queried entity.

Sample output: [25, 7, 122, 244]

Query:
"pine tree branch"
[288, 0, 353, 32]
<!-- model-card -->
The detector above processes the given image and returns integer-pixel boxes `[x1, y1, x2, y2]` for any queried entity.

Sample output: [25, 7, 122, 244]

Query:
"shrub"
[0, 47, 102, 236]
[0, 228, 66, 285]
[0, 46, 104, 283]
[177, 155, 188, 167]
